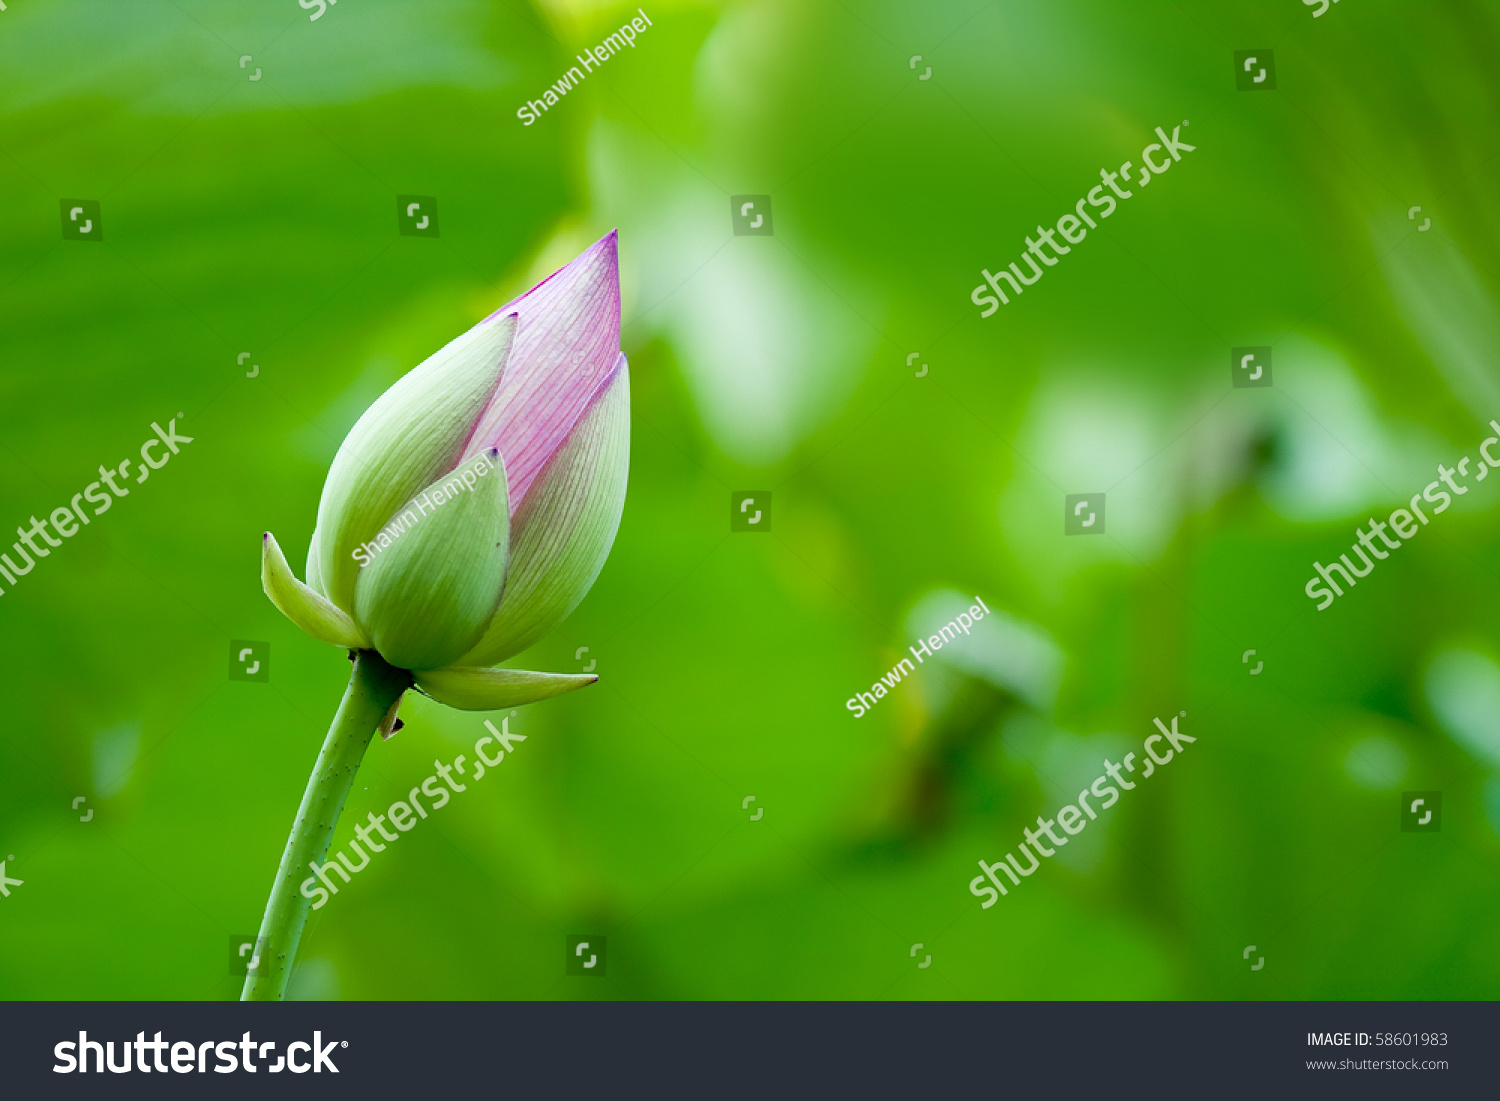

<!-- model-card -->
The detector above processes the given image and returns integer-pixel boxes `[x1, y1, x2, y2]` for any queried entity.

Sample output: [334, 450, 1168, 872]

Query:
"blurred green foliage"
[3, 0, 1500, 1000]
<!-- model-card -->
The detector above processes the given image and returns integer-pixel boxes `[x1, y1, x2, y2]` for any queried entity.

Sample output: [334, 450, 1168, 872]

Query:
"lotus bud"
[262, 231, 630, 708]
[245, 233, 630, 1001]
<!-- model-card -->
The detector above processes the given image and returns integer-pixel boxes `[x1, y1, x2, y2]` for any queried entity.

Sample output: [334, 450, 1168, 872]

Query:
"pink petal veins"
[469, 230, 621, 514]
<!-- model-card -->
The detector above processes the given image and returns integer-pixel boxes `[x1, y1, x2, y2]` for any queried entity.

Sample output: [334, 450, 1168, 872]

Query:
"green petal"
[316, 313, 517, 614]
[261, 531, 369, 649]
[306, 525, 326, 596]
[459, 362, 629, 667]
[414, 665, 597, 710]
[353, 451, 510, 671]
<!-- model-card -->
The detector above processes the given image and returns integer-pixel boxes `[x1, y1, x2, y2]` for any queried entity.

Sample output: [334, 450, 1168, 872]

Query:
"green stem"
[240, 650, 412, 1001]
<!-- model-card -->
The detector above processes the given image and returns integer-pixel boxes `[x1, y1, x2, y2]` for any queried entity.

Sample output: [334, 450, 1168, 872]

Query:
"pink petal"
[468, 230, 621, 513]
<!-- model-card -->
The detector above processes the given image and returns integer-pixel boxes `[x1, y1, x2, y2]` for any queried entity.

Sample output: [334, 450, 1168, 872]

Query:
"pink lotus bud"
[262, 232, 629, 707]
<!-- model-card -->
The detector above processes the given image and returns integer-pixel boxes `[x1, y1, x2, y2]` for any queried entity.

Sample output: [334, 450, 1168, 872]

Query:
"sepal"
[414, 665, 598, 710]
[262, 532, 369, 649]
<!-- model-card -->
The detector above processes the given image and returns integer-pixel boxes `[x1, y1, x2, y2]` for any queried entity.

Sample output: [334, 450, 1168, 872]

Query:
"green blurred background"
[3, 0, 1500, 1000]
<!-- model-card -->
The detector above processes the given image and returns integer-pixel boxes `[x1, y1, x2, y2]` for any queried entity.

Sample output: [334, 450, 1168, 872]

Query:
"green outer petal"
[317, 314, 517, 614]
[262, 531, 369, 649]
[458, 361, 630, 667]
[306, 526, 326, 596]
[353, 451, 510, 671]
[414, 666, 597, 710]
